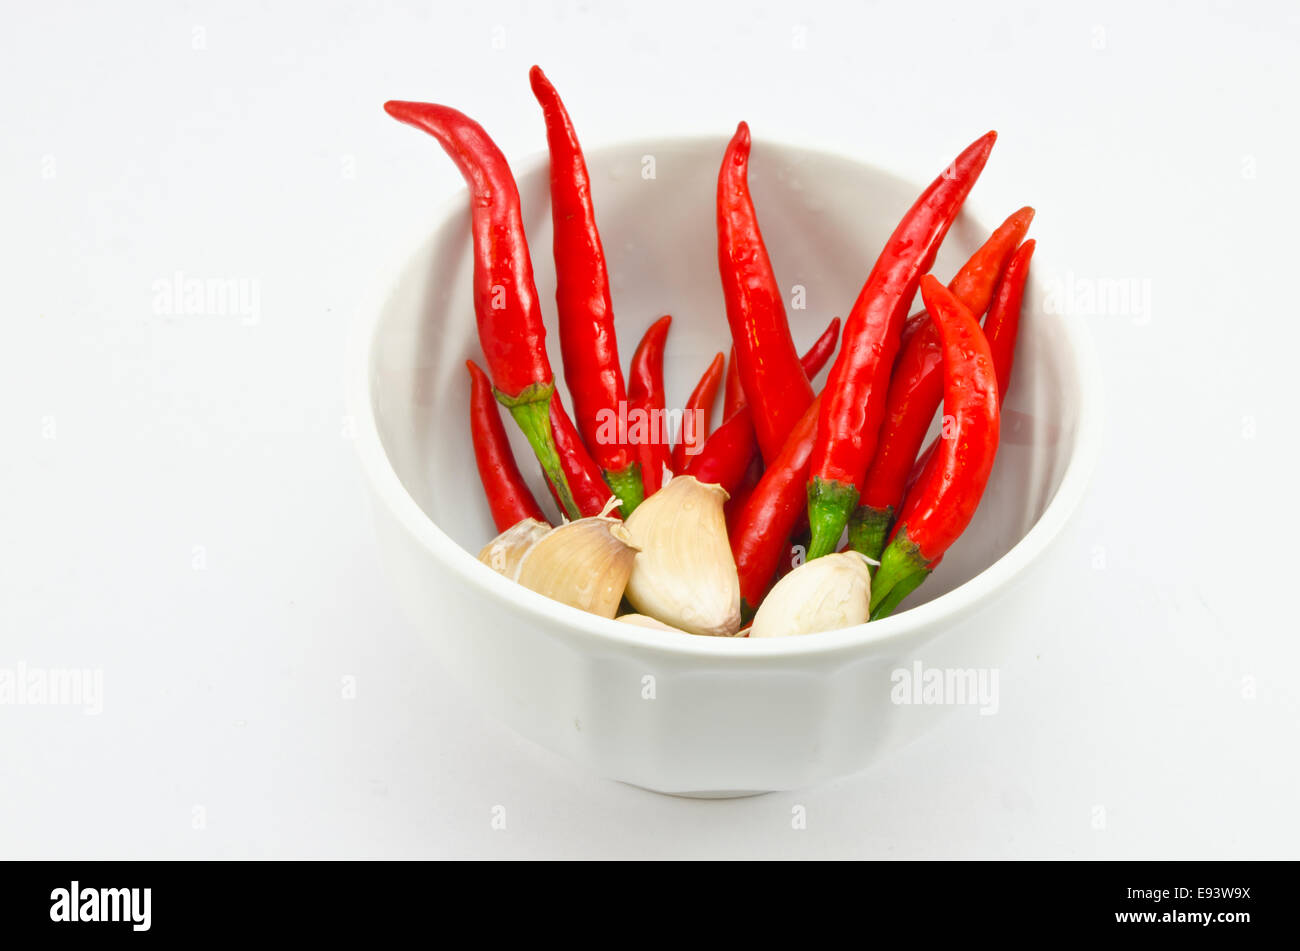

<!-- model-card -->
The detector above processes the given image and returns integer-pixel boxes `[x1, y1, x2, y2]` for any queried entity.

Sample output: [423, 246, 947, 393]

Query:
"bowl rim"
[349, 132, 1102, 660]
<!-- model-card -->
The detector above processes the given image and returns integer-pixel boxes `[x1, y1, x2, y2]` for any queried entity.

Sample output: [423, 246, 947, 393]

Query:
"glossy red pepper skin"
[903, 237, 1036, 496]
[528, 67, 643, 513]
[850, 208, 1033, 562]
[983, 239, 1034, 401]
[385, 99, 582, 520]
[806, 131, 997, 559]
[682, 407, 757, 495]
[730, 396, 822, 614]
[684, 317, 840, 495]
[673, 352, 725, 471]
[870, 276, 1001, 619]
[722, 347, 745, 420]
[717, 122, 815, 464]
[467, 361, 546, 532]
[723, 454, 764, 538]
[549, 397, 618, 518]
[627, 315, 673, 496]
[798, 317, 842, 389]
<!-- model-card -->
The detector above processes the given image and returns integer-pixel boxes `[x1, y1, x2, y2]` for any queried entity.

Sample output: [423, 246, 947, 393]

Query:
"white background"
[2, 0, 1297, 858]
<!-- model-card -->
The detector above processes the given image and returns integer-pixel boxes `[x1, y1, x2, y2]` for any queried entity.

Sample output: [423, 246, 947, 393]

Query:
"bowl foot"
[622, 783, 772, 799]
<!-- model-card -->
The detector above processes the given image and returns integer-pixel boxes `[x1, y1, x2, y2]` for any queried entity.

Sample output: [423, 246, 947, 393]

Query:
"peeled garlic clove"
[515, 513, 638, 618]
[750, 551, 872, 638]
[478, 518, 551, 579]
[616, 613, 689, 634]
[624, 476, 740, 636]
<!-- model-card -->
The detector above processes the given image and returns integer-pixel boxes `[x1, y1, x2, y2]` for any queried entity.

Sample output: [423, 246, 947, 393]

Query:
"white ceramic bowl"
[351, 135, 1100, 796]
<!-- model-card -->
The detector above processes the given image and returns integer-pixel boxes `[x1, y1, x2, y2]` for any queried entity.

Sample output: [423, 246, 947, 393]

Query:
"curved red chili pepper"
[682, 407, 756, 495]
[627, 315, 673, 496]
[467, 360, 546, 532]
[684, 317, 840, 495]
[869, 276, 1001, 619]
[528, 67, 643, 514]
[806, 131, 996, 559]
[722, 347, 745, 420]
[384, 99, 582, 520]
[549, 397, 618, 519]
[799, 317, 842, 387]
[717, 122, 814, 464]
[672, 352, 725, 472]
[984, 238, 1035, 400]
[849, 208, 1033, 562]
[730, 396, 822, 614]
[724, 453, 764, 537]
[903, 237, 1036, 496]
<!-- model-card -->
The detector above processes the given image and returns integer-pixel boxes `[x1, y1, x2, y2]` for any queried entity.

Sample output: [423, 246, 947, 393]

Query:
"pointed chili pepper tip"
[383, 100, 417, 120]
[528, 64, 548, 91]
[728, 121, 751, 159]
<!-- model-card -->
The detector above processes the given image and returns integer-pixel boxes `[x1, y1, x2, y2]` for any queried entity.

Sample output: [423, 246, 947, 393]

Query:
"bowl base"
[623, 783, 771, 800]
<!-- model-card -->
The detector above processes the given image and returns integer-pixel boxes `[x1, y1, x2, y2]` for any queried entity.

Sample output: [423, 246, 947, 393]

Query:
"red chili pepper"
[528, 67, 644, 514]
[724, 453, 764, 537]
[798, 317, 842, 388]
[806, 131, 996, 559]
[385, 99, 582, 520]
[849, 208, 1033, 562]
[467, 360, 546, 532]
[717, 122, 815, 464]
[681, 407, 756, 495]
[869, 276, 1001, 619]
[672, 352, 725, 471]
[983, 238, 1035, 401]
[730, 396, 822, 614]
[684, 317, 840, 495]
[549, 396, 618, 518]
[902, 237, 1036, 496]
[722, 347, 745, 420]
[627, 315, 673, 496]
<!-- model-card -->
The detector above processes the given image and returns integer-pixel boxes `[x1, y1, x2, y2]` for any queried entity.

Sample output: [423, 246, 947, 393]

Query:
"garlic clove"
[623, 475, 741, 636]
[478, 518, 551, 580]
[515, 512, 639, 618]
[750, 551, 872, 638]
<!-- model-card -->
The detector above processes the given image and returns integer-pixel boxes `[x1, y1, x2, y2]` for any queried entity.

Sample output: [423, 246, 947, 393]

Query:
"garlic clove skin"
[750, 551, 873, 638]
[623, 475, 741, 637]
[478, 518, 551, 580]
[515, 515, 639, 619]
[616, 614, 689, 633]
